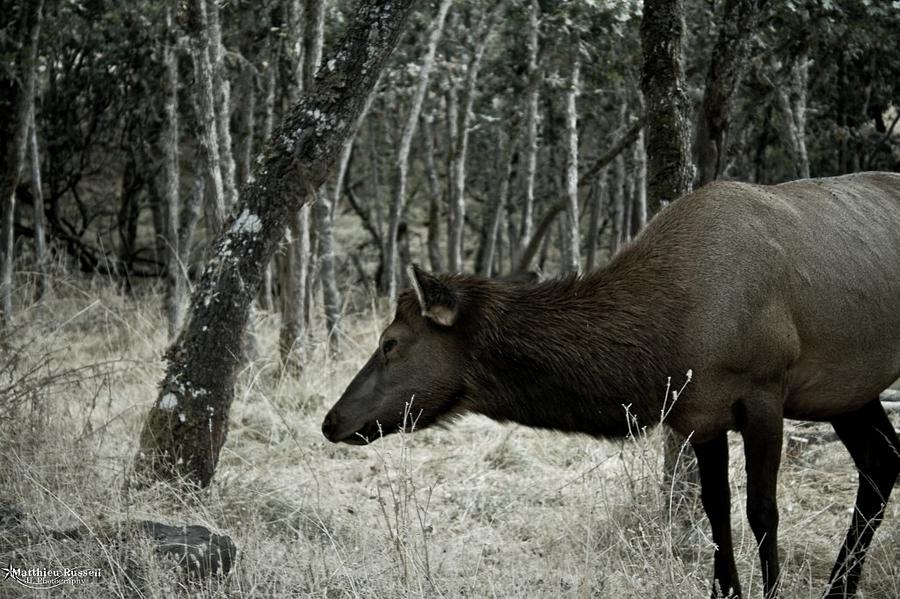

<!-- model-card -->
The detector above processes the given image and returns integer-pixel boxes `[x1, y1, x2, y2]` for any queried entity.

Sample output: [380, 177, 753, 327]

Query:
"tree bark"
[515, 199, 565, 274]
[0, 0, 42, 324]
[632, 128, 648, 234]
[28, 107, 48, 302]
[207, 0, 238, 211]
[280, 206, 310, 368]
[694, 0, 761, 186]
[317, 78, 377, 355]
[279, 0, 324, 364]
[641, 0, 696, 487]
[585, 168, 608, 272]
[774, 54, 810, 179]
[383, 0, 451, 302]
[134, 0, 417, 488]
[517, 0, 541, 261]
[562, 50, 581, 274]
[188, 0, 226, 233]
[257, 46, 278, 311]
[447, 1, 503, 272]
[611, 152, 626, 254]
[161, 7, 183, 338]
[641, 0, 693, 215]
[480, 125, 518, 277]
[314, 195, 341, 354]
[577, 117, 643, 188]
[234, 61, 257, 190]
[421, 114, 444, 273]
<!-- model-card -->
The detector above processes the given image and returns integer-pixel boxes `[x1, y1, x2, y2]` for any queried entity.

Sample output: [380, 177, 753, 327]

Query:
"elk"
[322, 172, 900, 599]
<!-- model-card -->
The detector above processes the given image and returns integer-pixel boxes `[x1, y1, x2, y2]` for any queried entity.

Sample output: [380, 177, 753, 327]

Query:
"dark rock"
[136, 521, 236, 577]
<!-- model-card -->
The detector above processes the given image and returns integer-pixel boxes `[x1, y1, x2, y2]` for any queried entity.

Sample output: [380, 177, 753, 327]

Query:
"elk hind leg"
[824, 399, 900, 599]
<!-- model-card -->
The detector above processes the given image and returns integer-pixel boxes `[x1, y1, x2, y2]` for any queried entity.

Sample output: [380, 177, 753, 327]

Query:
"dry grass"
[1, 277, 899, 598]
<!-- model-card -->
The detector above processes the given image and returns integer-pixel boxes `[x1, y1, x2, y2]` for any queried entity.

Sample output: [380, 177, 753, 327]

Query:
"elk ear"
[407, 264, 458, 327]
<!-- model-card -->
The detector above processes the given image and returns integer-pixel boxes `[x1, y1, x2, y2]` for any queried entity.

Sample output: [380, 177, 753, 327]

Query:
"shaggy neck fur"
[455, 246, 691, 439]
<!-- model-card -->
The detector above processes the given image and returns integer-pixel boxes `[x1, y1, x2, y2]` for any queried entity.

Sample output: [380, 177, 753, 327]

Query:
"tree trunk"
[611, 152, 626, 254]
[480, 126, 517, 277]
[116, 154, 140, 290]
[302, 0, 325, 86]
[641, 0, 693, 215]
[623, 167, 634, 245]
[162, 8, 183, 338]
[774, 54, 810, 180]
[134, 0, 417, 488]
[257, 48, 278, 311]
[280, 206, 310, 368]
[207, 0, 238, 211]
[179, 177, 204, 277]
[28, 107, 48, 302]
[517, 0, 541, 261]
[383, 0, 451, 302]
[641, 0, 696, 488]
[317, 78, 377, 354]
[313, 191, 340, 355]
[234, 62, 257, 190]
[562, 51, 581, 274]
[585, 168, 608, 272]
[0, 0, 42, 324]
[694, 0, 761, 186]
[632, 128, 648, 234]
[279, 0, 323, 363]
[421, 114, 444, 273]
[515, 199, 565, 274]
[189, 0, 226, 233]
[447, 1, 503, 272]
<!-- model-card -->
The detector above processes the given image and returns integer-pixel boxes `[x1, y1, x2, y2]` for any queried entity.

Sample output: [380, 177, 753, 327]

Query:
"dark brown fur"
[323, 172, 900, 599]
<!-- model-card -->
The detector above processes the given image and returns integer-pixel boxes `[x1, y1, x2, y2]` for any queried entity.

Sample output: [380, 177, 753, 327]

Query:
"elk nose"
[322, 412, 339, 442]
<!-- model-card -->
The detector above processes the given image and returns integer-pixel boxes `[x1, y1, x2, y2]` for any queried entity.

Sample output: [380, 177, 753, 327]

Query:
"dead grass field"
[1, 279, 898, 598]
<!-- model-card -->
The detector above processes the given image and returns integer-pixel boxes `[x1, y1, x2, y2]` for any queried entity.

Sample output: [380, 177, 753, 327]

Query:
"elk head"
[321, 265, 471, 444]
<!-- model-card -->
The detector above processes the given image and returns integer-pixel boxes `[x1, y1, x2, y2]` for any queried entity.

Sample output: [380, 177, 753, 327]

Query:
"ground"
[0, 279, 898, 598]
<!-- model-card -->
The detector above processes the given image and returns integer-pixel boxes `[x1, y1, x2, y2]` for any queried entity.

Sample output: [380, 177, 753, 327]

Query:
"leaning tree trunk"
[447, 1, 503, 272]
[0, 0, 43, 325]
[562, 49, 581, 274]
[134, 0, 418, 488]
[641, 0, 696, 488]
[383, 0, 451, 303]
[694, 0, 760, 186]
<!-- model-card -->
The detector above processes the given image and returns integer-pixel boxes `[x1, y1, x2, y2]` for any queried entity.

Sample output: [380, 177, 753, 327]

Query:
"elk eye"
[381, 338, 398, 356]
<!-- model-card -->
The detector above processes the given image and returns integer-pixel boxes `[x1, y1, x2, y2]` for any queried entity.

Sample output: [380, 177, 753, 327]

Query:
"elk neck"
[459, 247, 691, 439]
